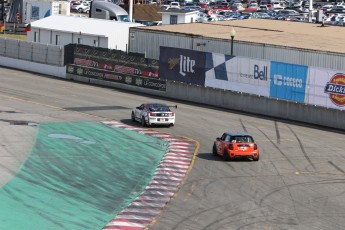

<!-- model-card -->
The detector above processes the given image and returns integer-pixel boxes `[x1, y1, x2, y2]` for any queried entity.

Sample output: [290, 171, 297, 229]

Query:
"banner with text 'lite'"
[159, 47, 206, 86]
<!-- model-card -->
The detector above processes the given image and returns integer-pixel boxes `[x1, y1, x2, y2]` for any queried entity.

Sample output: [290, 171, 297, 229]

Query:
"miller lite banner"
[205, 53, 271, 97]
[159, 47, 206, 86]
[307, 67, 345, 110]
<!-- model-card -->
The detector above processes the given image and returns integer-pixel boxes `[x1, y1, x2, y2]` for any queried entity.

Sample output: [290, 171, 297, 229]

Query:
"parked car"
[272, 1, 281, 8]
[274, 9, 300, 19]
[169, 1, 181, 8]
[212, 132, 260, 161]
[252, 11, 272, 18]
[248, 2, 259, 9]
[71, 2, 90, 13]
[230, 4, 245, 11]
[131, 103, 177, 127]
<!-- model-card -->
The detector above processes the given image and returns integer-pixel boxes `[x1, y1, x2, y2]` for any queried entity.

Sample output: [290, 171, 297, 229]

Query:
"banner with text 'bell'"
[159, 47, 206, 86]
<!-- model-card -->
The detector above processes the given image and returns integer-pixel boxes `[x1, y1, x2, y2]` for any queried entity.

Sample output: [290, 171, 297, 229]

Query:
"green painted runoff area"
[0, 121, 168, 229]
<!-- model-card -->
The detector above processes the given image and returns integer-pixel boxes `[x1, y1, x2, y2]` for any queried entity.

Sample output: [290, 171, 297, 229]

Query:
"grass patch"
[0, 34, 27, 40]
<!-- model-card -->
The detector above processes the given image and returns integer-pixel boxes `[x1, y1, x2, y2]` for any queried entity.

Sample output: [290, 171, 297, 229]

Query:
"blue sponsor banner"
[270, 62, 308, 102]
[159, 47, 206, 86]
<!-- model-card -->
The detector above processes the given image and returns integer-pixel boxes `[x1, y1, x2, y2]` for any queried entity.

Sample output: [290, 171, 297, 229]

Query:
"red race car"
[212, 132, 259, 161]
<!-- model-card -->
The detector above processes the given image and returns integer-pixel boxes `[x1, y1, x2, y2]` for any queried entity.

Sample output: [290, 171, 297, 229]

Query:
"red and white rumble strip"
[102, 121, 197, 230]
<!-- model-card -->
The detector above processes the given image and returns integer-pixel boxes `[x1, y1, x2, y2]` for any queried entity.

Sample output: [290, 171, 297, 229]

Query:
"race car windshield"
[231, 136, 254, 143]
[149, 105, 170, 112]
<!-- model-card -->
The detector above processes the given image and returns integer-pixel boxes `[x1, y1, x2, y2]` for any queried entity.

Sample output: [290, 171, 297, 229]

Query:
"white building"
[22, 0, 71, 24]
[160, 9, 199, 25]
[28, 15, 144, 51]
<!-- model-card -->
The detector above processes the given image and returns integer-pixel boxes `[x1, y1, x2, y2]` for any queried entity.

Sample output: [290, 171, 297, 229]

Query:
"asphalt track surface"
[1, 67, 345, 230]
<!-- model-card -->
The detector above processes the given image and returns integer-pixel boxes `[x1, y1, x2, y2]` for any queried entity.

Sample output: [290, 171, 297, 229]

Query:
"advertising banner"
[159, 47, 206, 86]
[66, 65, 166, 91]
[72, 46, 159, 79]
[269, 62, 308, 102]
[205, 54, 270, 97]
[307, 67, 345, 110]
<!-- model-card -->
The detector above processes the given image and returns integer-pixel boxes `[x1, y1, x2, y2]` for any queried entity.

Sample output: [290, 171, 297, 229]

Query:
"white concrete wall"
[0, 56, 66, 78]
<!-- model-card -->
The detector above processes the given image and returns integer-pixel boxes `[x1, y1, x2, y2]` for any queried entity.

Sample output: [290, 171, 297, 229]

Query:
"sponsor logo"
[67, 66, 75, 73]
[99, 63, 113, 70]
[77, 67, 84, 75]
[114, 65, 141, 75]
[125, 76, 132, 84]
[104, 73, 122, 81]
[143, 79, 166, 90]
[239, 65, 268, 81]
[168, 55, 195, 77]
[135, 78, 143, 86]
[273, 74, 303, 88]
[74, 58, 98, 68]
[85, 69, 103, 79]
[324, 73, 345, 107]
[254, 65, 268, 81]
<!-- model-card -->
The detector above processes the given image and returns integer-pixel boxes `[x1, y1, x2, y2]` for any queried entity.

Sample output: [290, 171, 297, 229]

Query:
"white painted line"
[135, 195, 171, 202]
[149, 180, 180, 186]
[153, 175, 184, 181]
[145, 185, 179, 190]
[156, 166, 188, 173]
[105, 221, 147, 228]
[158, 164, 189, 169]
[154, 171, 185, 177]
[121, 208, 161, 215]
[161, 159, 190, 165]
[115, 214, 154, 221]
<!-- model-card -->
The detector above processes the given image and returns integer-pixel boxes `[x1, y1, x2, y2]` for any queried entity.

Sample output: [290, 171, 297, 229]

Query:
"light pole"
[230, 27, 236, 56]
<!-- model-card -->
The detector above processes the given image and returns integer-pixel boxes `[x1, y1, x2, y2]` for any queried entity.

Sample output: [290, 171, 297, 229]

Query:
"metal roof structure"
[135, 20, 345, 54]
[31, 15, 144, 37]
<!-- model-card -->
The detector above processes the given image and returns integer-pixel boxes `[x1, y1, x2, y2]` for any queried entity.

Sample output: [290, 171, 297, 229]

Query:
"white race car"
[131, 103, 176, 127]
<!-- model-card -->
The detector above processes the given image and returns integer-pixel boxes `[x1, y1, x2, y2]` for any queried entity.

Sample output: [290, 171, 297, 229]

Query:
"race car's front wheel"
[131, 112, 135, 122]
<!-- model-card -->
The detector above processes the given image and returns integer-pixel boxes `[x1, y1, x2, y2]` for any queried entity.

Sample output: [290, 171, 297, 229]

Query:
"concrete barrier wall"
[1, 38, 343, 130]
[66, 74, 345, 131]
[0, 56, 66, 79]
[0, 38, 64, 66]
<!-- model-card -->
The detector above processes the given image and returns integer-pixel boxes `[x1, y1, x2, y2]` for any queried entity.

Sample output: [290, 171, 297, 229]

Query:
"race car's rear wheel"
[141, 116, 146, 127]
[223, 149, 230, 161]
[212, 144, 217, 156]
[253, 155, 259, 161]
[131, 112, 135, 122]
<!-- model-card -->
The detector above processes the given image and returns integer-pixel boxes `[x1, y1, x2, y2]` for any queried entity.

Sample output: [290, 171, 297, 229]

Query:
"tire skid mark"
[239, 118, 248, 133]
[328, 161, 345, 174]
[287, 125, 316, 171]
[259, 178, 345, 207]
[274, 121, 281, 144]
[271, 162, 300, 225]
[256, 127, 299, 171]
[101, 121, 198, 230]
[199, 206, 272, 230]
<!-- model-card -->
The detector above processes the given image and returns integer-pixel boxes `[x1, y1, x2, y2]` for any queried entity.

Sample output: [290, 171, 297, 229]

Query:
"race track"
[1, 67, 345, 230]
